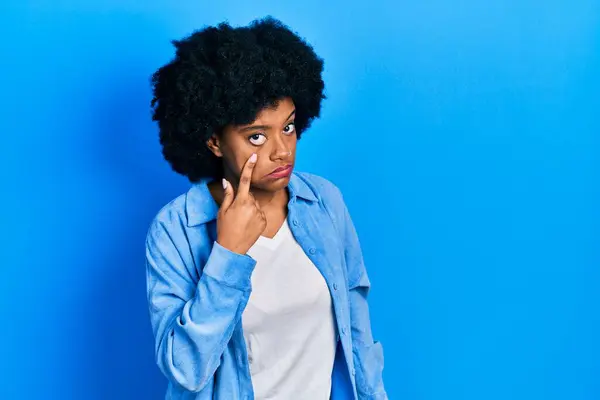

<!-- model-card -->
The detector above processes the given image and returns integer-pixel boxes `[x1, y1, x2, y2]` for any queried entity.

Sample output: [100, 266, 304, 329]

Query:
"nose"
[270, 137, 292, 161]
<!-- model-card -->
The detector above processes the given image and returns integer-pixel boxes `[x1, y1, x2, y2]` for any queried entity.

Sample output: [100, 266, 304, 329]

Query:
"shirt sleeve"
[145, 219, 256, 393]
[341, 197, 388, 400]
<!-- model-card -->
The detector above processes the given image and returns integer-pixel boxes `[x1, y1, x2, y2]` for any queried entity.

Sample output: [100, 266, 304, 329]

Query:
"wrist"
[216, 237, 247, 255]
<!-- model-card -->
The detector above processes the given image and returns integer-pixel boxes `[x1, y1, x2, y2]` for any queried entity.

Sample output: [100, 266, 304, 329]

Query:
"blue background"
[1, 1, 598, 399]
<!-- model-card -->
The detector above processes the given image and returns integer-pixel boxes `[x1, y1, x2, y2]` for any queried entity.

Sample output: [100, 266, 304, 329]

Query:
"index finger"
[236, 153, 258, 197]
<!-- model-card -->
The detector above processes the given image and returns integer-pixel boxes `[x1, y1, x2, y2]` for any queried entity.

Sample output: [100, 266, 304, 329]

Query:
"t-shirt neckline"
[254, 218, 289, 250]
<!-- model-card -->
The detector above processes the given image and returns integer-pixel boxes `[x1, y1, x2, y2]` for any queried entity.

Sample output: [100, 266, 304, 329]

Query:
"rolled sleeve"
[202, 241, 257, 291]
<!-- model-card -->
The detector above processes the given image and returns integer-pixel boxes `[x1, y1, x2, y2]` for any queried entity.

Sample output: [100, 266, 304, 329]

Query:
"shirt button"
[293, 219, 299, 226]
[309, 248, 316, 255]
[351, 368, 356, 376]
[333, 283, 338, 290]
[341, 327, 347, 335]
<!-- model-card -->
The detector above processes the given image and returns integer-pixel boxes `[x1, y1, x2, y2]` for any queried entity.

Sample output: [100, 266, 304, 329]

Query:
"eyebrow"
[239, 109, 296, 132]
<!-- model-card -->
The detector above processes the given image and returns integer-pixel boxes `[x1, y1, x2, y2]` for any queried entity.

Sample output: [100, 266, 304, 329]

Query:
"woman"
[145, 16, 387, 400]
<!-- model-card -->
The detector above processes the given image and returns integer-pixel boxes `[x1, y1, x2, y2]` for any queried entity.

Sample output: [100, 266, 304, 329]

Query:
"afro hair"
[150, 16, 326, 182]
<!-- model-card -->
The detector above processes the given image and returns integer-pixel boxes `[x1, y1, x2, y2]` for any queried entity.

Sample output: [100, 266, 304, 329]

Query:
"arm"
[145, 220, 256, 393]
[341, 199, 388, 399]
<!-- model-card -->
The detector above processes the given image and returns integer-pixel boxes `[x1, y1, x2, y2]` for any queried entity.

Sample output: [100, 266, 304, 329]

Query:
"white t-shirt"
[242, 218, 338, 400]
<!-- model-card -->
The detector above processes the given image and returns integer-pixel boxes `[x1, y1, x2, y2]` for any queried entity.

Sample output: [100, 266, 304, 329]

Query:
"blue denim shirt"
[145, 171, 387, 399]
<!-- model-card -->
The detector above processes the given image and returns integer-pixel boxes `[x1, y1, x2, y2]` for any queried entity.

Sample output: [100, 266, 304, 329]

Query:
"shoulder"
[292, 171, 349, 230]
[146, 180, 218, 242]
[145, 192, 189, 246]
[293, 171, 345, 205]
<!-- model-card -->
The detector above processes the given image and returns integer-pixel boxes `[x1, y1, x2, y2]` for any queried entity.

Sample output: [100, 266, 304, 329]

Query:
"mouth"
[266, 164, 293, 179]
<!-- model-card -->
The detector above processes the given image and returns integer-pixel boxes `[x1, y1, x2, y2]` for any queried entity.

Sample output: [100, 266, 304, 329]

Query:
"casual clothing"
[243, 218, 337, 399]
[145, 171, 387, 399]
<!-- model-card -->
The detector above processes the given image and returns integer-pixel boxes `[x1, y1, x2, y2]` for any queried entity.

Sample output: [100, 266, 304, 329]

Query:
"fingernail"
[222, 178, 228, 189]
[249, 153, 257, 163]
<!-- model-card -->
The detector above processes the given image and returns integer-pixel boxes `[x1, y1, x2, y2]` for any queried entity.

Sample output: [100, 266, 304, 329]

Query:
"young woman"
[145, 16, 387, 400]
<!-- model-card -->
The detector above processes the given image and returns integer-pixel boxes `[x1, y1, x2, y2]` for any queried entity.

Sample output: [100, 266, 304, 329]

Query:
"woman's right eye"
[249, 133, 267, 146]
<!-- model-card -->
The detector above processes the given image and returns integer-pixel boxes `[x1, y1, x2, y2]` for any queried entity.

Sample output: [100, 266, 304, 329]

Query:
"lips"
[272, 165, 291, 173]
[267, 164, 293, 178]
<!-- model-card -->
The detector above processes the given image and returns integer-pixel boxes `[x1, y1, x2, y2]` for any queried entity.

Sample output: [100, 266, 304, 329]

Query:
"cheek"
[223, 142, 253, 173]
[252, 157, 271, 179]
[228, 148, 268, 180]
[222, 152, 246, 178]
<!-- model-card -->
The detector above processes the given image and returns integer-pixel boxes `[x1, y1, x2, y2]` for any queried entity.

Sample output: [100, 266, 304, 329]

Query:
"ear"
[206, 134, 223, 157]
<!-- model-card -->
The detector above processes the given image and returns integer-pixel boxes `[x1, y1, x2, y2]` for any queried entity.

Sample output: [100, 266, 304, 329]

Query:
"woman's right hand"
[216, 153, 267, 255]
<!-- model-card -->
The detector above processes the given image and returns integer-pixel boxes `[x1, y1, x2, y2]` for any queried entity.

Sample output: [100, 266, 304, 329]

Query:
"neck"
[251, 187, 283, 208]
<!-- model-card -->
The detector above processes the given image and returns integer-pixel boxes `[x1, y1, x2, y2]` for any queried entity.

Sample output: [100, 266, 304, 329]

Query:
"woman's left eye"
[283, 122, 296, 135]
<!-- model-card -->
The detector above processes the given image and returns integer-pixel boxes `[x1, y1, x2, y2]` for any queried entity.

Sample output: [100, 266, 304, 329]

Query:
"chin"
[256, 175, 291, 192]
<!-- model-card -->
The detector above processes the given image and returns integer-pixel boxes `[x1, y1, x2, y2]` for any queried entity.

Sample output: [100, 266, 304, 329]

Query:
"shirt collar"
[185, 171, 318, 227]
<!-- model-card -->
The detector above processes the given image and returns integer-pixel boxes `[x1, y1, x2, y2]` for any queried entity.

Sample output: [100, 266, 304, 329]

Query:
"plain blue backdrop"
[1, 1, 598, 399]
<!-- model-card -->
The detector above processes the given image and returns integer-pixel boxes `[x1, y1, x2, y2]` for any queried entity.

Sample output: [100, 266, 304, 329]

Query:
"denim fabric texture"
[145, 171, 387, 399]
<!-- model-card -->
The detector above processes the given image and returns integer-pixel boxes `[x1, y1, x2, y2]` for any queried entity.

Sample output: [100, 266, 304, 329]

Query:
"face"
[207, 97, 297, 192]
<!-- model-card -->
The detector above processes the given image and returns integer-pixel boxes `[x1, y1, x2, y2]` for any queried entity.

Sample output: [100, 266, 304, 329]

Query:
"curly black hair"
[150, 16, 326, 182]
